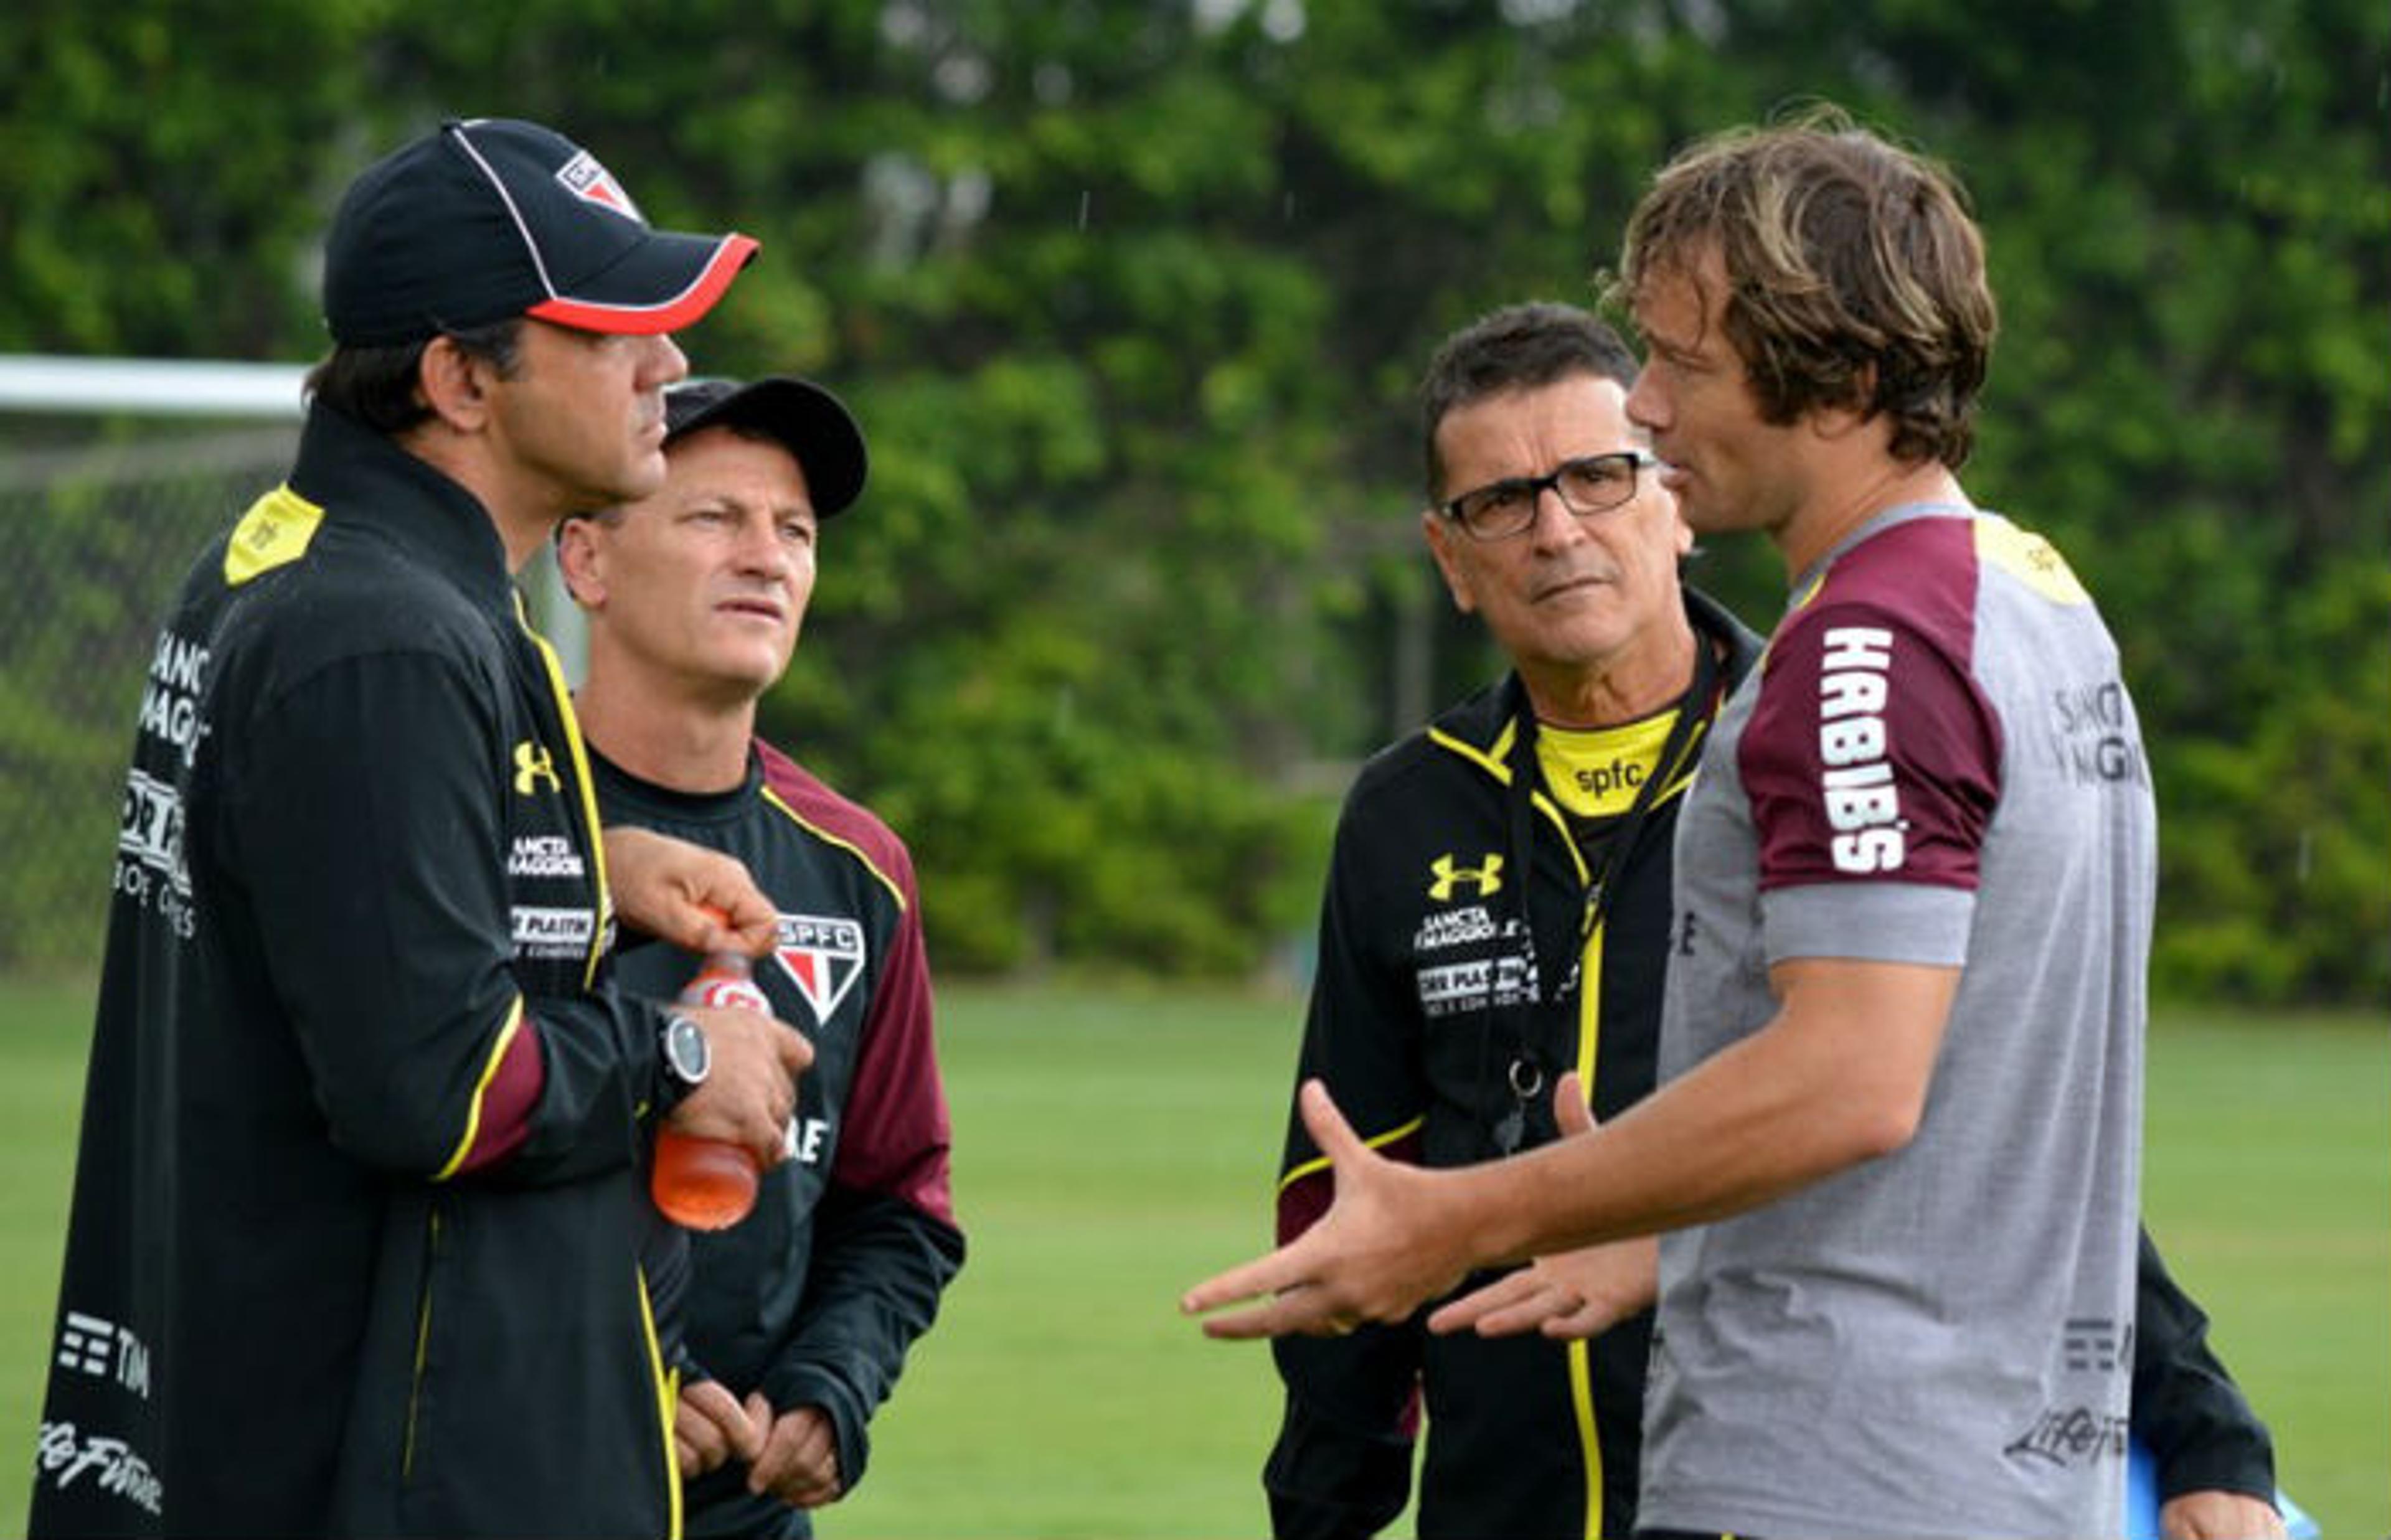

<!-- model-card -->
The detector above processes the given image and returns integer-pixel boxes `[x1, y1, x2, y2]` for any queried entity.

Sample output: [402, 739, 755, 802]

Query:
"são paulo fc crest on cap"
[772, 914, 867, 1026]
[554, 149, 644, 223]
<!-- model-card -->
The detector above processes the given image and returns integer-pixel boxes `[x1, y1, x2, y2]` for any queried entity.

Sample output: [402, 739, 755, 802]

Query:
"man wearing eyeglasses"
[1260, 300, 1757, 1540]
[1259, 301, 2281, 1540]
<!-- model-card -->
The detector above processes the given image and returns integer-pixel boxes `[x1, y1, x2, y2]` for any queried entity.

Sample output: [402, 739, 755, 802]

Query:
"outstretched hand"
[1181, 1079, 1471, 1338]
[1427, 1074, 1657, 1340]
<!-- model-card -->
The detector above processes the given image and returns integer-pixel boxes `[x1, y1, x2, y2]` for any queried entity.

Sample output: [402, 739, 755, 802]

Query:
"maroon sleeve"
[448, 1016, 546, 1175]
[753, 740, 956, 1230]
[1742, 525, 2004, 894]
[832, 868, 957, 1229]
[1275, 1124, 1424, 1246]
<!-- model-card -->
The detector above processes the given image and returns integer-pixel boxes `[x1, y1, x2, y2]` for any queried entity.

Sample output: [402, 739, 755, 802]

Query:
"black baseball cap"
[323, 116, 758, 346]
[664, 377, 870, 519]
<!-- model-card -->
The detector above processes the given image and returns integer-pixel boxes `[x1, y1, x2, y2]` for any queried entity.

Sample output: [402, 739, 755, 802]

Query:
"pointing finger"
[1196, 1285, 1351, 1340]
[1180, 1241, 1313, 1323]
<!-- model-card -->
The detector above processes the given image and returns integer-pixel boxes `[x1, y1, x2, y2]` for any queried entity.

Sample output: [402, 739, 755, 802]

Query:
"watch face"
[666, 1015, 710, 1085]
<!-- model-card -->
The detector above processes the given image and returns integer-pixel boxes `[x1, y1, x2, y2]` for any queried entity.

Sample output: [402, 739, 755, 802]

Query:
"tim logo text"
[56, 1312, 150, 1399]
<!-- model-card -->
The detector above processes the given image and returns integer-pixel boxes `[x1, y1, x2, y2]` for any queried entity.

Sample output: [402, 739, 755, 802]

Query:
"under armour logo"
[512, 741, 560, 796]
[1428, 853, 1503, 902]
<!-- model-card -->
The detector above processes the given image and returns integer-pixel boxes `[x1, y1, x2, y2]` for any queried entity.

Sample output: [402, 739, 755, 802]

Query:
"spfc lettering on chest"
[773, 914, 868, 1026]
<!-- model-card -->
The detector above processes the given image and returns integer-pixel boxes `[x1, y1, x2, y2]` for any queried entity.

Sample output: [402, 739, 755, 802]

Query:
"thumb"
[725, 901, 780, 957]
[697, 896, 775, 959]
[779, 1025, 815, 1075]
[1552, 1071, 1597, 1138]
[1298, 1078, 1367, 1168]
[691, 901, 739, 959]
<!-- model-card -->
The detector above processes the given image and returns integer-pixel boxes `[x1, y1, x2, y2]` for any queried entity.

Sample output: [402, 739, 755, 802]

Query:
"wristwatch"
[658, 1012, 710, 1104]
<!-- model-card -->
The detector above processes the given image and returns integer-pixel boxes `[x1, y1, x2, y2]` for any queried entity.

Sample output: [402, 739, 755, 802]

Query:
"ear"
[1421, 509, 1478, 615]
[416, 335, 499, 434]
[555, 518, 606, 609]
[1809, 360, 1880, 443]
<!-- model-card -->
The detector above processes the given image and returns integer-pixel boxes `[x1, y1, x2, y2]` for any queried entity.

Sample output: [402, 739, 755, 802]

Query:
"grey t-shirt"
[1642, 506, 2151, 1539]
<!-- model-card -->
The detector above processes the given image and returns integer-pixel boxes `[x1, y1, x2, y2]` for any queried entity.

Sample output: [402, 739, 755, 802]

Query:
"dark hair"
[301, 317, 525, 435]
[1608, 105, 1996, 468]
[1418, 301, 1643, 498]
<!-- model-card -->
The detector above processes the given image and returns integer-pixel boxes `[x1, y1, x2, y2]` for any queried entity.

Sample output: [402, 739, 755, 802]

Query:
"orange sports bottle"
[651, 952, 770, 1230]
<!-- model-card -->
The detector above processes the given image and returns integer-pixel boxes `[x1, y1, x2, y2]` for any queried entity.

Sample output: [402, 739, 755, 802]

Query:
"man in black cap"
[559, 377, 964, 1539]
[33, 118, 808, 1538]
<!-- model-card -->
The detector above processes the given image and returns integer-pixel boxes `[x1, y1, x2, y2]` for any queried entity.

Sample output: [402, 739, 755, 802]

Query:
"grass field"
[1, 979, 2382, 1536]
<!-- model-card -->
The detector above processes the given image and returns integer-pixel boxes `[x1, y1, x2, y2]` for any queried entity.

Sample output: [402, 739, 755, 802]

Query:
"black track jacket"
[34, 406, 682, 1538]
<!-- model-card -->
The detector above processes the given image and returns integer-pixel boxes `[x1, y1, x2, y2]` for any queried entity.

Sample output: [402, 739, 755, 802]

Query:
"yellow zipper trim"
[517, 594, 613, 991]
[636, 1264, 683, 1540]
[1572, 920, 1605, 1536]
[1574, 923, 1604, 1090]
[1567, 1336, 1601, 1539]
[402, 1209, 442, 1480]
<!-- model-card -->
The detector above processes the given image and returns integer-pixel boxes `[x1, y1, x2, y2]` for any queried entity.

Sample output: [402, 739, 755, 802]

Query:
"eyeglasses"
[1436, 449, 1660, 542]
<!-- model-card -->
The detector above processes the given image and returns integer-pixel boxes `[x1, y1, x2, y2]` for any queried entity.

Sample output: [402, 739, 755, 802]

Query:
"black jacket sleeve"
[756, 882, 962, 1495]
[224, 652, 649, 1184]
[2133, 1224, 2276, 1504]
[1265, 804, 1431, 1540]
[763, 1183, 964, 1492]
[1266, 1328, 1422, 1540]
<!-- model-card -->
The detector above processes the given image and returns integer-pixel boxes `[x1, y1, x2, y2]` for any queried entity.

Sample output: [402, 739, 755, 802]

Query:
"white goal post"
[0, 353, 585, 674]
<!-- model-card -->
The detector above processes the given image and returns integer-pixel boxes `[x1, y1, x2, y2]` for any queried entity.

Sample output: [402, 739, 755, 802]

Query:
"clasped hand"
[676, 1381, 844, 1509]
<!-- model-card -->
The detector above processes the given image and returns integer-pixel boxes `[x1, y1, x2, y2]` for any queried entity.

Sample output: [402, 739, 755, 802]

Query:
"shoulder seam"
[758, 785, 909, 913]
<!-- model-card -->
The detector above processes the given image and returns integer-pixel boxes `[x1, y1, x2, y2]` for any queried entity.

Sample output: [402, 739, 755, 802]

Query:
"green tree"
[1, 0, 2381, 999]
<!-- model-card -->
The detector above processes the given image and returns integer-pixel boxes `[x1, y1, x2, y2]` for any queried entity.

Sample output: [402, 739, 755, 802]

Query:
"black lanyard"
[1483, 636, 1724, 1153]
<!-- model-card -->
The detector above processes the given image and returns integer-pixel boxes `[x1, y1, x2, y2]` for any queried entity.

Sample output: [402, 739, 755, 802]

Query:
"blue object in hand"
[2125, 1440, 2318, 1540]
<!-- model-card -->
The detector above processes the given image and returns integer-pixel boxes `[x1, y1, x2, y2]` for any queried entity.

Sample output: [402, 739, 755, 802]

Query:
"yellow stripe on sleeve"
[1276, 1115, 1424, 1195]
[430, 995, 526, 1182]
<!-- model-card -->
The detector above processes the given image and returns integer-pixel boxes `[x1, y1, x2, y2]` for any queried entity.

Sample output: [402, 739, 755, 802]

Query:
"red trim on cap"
[527, 233, 759, 335]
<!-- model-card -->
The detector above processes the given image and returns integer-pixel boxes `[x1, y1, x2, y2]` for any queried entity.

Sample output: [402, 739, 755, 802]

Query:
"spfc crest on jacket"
[772, 913, 867, 1026]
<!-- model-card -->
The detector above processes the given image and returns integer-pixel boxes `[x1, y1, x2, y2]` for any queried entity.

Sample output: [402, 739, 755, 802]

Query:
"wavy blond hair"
[1607, 105, 1996, 469]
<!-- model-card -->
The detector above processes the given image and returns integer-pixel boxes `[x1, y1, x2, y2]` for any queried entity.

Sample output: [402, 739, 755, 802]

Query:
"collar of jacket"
[288, 403, 519, 617]
[1426, 584, 1763, 776]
